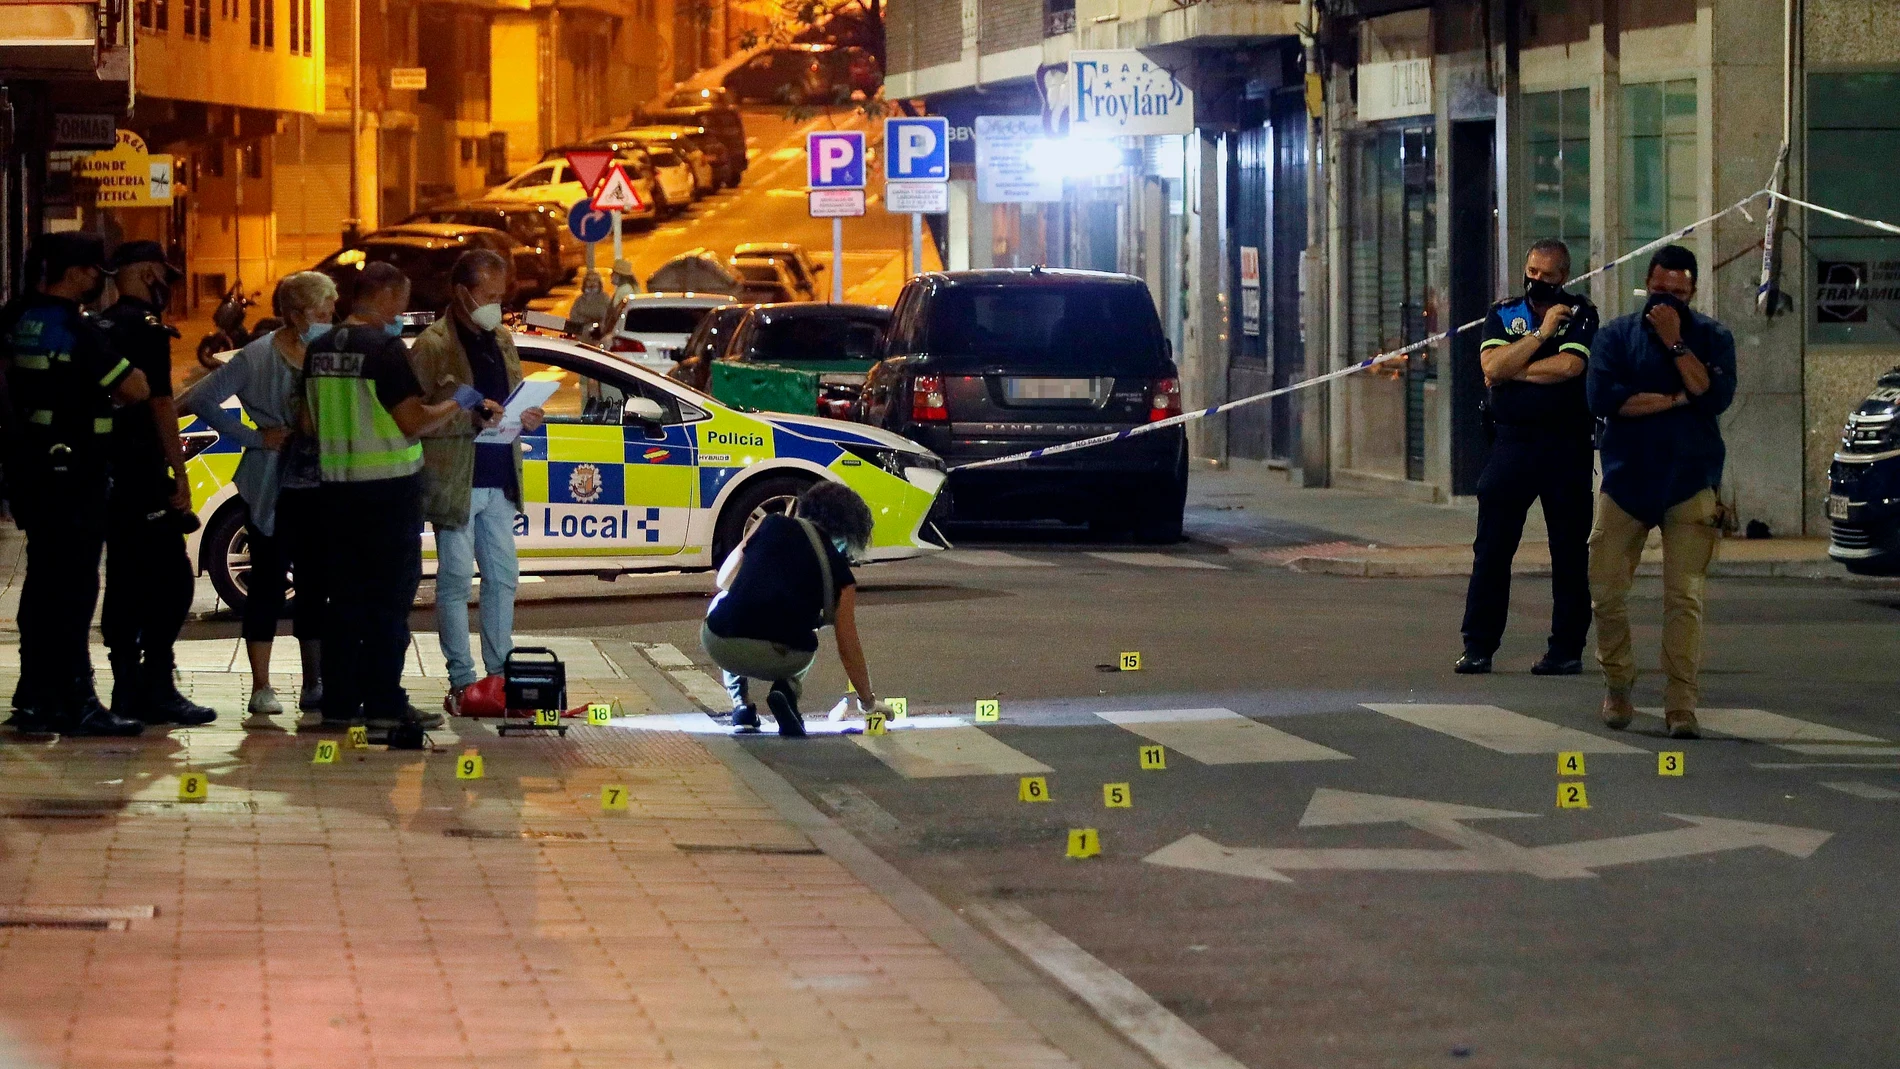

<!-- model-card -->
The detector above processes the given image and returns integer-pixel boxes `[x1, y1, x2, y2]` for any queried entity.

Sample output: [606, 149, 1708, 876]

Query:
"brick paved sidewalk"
[0, 672, 1086, 1069]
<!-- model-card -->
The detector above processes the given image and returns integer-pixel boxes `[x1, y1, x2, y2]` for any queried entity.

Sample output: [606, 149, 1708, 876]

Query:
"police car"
[179, 329, 949, 610]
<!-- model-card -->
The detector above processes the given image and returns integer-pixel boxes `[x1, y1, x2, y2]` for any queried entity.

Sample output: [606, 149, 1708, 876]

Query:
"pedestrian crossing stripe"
[1097, 708, 1349, 765]
[1636, 708, 1899, 755]
[852, 726, 1051, 778]
[1362, 704, 1644, 755]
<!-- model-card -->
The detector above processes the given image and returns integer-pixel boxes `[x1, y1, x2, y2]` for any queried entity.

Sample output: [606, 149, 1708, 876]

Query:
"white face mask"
[468, 301, 503, 332]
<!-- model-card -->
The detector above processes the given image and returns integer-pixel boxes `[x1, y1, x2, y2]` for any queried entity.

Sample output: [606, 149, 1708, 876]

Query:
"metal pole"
[831, 217, 843, 302]
[911, 211, 923, 275]
[611, 209, 623, 264]
[347, 0, 361, 238]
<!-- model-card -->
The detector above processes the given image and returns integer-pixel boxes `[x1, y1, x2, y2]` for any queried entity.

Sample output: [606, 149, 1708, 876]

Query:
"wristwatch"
[1668, 341, 1690, 356]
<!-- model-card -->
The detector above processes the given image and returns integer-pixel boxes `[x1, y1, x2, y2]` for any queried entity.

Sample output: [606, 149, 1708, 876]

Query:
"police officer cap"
[107, 240, 183, 281]
[30, 232, 109, 281]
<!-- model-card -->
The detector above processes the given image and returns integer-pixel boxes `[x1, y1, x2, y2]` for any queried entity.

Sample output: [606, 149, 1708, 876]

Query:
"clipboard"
[474, 378, 561, 444]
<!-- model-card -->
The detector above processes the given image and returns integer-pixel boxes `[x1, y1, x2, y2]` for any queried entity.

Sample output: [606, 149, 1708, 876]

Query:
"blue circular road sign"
[568, 200, 613, 244]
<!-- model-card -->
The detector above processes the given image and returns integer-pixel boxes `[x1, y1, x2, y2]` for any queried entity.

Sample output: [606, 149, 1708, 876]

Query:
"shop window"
[1619, 79, 1696, 306]
[1807, 72, 1900, 345]
[1524, 87, 1589, 270]
[1347, 124, 1436, 481]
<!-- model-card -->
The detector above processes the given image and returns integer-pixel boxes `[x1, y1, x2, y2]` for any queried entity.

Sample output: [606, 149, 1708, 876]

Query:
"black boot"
[63, 673, 144, 737]
[142, 659, 217, 726]
[108, 652, 146, 722]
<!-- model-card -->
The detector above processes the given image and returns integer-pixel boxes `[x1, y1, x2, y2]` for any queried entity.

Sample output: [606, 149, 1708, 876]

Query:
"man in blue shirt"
[1586, 245, 1736, 739]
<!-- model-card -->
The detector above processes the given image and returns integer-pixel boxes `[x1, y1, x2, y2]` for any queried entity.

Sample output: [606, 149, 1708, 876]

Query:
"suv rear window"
[924, 284, 1164, 369]
[621, 306, 714, 334]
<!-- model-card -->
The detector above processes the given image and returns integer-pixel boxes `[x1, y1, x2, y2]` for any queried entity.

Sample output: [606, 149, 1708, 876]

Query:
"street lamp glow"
[1025, 137, 1126, 180]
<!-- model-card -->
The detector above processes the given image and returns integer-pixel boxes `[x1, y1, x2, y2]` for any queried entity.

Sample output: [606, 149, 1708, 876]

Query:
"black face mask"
[80, 271, 108, 306]
[1643, 290, 1691, 319]
[147, 282, 171, 312]
[1524, 276, 1570, 306]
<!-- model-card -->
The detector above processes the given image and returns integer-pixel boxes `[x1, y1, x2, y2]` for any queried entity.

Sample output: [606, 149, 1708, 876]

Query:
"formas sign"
[1069, 50, 1193, 138]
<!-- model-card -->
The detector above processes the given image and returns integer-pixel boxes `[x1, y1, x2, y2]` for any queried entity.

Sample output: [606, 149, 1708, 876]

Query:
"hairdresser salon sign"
[1070, 50, 1193, 138]
[73, 130, 174, 208]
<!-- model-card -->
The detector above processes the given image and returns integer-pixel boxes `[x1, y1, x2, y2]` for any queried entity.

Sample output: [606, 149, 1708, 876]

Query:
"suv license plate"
[1827, 494, 1852, 521]
[1005, 377, 1097, 401]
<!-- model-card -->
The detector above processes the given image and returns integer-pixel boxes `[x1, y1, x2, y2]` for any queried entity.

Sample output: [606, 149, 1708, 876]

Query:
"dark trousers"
[320, 474, 423, 722]
[101, 507, 194, 683]
[242, 487, 327, 644]
[11, 470, 108, 710]
[1461, 430, 1594, 659]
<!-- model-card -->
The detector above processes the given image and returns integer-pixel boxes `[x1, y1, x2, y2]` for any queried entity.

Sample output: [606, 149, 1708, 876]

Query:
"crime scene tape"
[947, 189, 1775, 473]
[1765, 189, 1900, 238]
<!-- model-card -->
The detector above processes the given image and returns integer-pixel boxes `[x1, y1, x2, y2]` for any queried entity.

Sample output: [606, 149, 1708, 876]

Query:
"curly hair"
[272, 270, 338, 321]
[797, 480, 875, 555]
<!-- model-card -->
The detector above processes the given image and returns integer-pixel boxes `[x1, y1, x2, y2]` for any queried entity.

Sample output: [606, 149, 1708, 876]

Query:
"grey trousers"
[700, 622, 814, 711]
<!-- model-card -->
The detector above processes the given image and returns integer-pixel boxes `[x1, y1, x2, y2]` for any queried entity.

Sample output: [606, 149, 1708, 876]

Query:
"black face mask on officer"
[80, 268, 109, 306]
[1524, 276, 1570, 306]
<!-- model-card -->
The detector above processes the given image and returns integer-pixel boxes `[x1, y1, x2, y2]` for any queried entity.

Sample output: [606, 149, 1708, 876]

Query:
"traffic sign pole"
[912, 211, 923, 276]
[831, 217, 844, 303]
[611, 210, 623, 264]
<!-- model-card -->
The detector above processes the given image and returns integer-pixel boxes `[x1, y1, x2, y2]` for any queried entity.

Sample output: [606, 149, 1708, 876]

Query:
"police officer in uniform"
[98, 241, 216, 725]
[0, 233, 151, 735]
[1456, 238, 1599, 675]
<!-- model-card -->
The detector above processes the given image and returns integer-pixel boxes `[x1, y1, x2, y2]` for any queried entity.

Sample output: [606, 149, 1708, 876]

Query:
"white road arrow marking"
[1141, 789, 1832, 883]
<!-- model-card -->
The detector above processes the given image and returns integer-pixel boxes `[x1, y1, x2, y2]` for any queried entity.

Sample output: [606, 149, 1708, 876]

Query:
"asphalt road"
[523, 529, 1900, 1069]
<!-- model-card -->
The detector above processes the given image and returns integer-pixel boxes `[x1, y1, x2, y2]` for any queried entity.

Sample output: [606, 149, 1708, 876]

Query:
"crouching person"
[701, 482, 878, 738]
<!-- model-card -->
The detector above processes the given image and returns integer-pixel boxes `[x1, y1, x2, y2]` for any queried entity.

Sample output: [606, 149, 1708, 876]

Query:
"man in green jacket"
[409, 249, 544, 712]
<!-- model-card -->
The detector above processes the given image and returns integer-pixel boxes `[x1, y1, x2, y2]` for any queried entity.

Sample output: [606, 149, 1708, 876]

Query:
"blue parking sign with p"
[885, 117, 949, 181]
[807, 131, 866, 190]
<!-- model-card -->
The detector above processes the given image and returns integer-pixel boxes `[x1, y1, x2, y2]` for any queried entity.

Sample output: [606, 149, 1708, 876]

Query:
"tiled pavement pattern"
[0, 668, 1081, 1069]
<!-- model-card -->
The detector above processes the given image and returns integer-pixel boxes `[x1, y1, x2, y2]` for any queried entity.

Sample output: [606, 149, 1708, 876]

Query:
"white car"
[640, 145, 698, 215]
[486, 160, 587, 206]
[604, 293, 735, 372]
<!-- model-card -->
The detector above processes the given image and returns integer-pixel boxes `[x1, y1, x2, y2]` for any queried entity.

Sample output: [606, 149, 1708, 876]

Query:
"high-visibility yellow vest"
[303, 329, 423, 483]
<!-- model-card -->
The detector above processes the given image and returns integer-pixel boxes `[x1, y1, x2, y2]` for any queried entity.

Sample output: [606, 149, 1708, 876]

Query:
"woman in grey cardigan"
[178, 271, 335, 724]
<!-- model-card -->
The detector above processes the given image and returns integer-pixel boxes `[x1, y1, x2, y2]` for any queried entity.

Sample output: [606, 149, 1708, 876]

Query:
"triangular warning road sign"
[564, 150, 615, 196]
[590, 164, 645, 212]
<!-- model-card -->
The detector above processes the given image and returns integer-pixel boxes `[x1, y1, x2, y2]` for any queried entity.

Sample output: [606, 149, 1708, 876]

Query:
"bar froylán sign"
[74, 130, 175, 208]
[1069, 50, 1193, 138]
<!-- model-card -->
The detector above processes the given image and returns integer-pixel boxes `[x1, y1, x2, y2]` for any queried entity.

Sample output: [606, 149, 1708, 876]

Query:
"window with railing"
[1044, 0, 1074, 36]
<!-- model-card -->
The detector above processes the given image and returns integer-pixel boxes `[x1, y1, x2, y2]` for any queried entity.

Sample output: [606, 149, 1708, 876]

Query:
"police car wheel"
[713, 474, 813, 565]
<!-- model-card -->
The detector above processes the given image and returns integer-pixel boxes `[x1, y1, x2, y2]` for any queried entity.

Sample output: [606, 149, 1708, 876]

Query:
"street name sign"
[590, 164, 645, 212]
[885, 181, 948, 214]
[808, 189, 866, 218]
[808, 131, 866, 189]
[885, 117, 949, 181]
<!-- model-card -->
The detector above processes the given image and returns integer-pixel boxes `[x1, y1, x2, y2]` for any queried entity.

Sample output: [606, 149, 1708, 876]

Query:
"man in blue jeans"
[409, 250, 544, 712]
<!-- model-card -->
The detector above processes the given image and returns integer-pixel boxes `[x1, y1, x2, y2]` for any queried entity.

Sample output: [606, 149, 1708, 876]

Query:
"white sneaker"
[299, 682, 323, 711]
[248, 688, 284, 715]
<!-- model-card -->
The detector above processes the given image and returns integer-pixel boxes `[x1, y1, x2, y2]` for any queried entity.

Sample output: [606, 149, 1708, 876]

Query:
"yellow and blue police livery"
[180, 332, 948, 610]
[1480, 294, 1596, 358]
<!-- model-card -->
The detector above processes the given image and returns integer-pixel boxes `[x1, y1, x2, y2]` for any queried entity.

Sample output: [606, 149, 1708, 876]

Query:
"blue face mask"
[831, 536, 851, 558]
[382, 321, 404, 339]
[301, 322, 330, 345]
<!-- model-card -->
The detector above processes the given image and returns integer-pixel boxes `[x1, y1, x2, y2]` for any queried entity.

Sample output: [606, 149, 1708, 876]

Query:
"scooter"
[195, 283, 282, 369]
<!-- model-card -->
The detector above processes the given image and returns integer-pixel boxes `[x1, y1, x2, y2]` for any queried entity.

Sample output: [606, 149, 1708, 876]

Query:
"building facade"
[884, 0, 1898, 538]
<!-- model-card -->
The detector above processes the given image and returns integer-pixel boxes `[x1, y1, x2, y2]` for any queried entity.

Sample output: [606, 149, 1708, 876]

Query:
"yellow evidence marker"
[1139, 745, 1167, 770]
[600, 784, 629, 811]
[1066, 828, 1101, 859]
[1557, 751, 1586, 777]
[974, 699, 1000, 723]
[311, 741, 339, 765]
[1019, 776, 1051, 802]
[1557, 782, 1589, 809]
[346, 725, 369, 749]
[1103, 783, 1132, 808]
[456, 752, 485, 780]
[178, 772, 209, 802]
[586, 703, 614, 726]
[1658, 751, 1686, 776]
[534, 708, 560, 727]
[865, 711, 888, 736]
[887, 697, 909, 721]
[1118, 652, 1142, 671]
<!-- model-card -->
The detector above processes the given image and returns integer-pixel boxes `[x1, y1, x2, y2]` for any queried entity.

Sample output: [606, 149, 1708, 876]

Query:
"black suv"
[856, 269, 1187, 540]
[1827, 367, 1900, 574]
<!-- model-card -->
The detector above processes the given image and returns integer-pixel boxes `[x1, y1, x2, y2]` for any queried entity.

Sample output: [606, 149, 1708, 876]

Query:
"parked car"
[536, 143, 663, 225]
[637, 144, 698, 216]
[370, 222, 548, 298]
[602, 293, 735, 373]
[618, 126, 716, 194]
[856, 269, 1187, 540]
[732, 242, 825, 302]
[403, 201, 585, 286]
[181, 329, 950, 609]
[1828, 367, 1900, 575]
[716, 303, 889, 419]
[644, 98, 748, 182]
[671, 303, 750, 391]
[731, 257, 804, 304]
[485, 159, 586, 206]
[314, 228, 536, 315]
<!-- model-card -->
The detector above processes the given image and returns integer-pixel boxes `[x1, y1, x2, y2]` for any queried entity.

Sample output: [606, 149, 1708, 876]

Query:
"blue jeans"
[435, 486, 520, 689]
